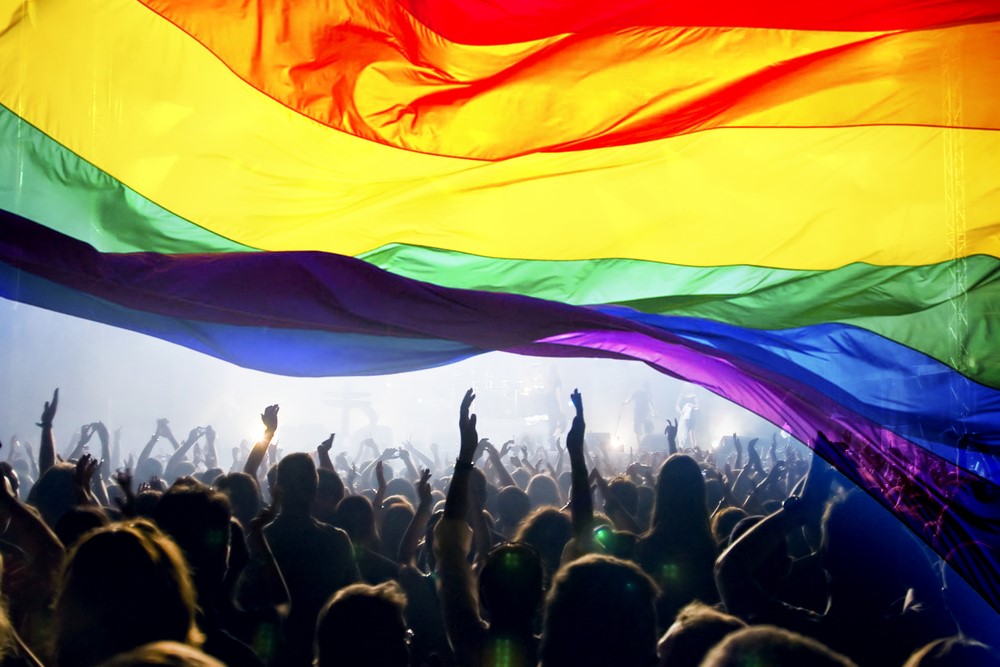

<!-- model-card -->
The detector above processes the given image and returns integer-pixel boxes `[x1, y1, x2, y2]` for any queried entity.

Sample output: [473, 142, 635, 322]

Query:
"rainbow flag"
[1, 0, 998, 609]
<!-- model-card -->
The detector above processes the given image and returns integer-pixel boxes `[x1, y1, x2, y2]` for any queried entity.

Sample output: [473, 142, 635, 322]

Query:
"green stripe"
[2, 103, 995, 386]
[361, 244, 1000, 388]
[0, 104, 252, 254]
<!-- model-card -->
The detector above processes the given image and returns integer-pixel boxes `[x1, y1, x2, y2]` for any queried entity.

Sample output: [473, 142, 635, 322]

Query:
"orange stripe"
[140, 0, 1000, 159]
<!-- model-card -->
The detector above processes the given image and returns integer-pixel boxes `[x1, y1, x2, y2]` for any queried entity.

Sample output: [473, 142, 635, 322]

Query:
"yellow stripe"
[2, 0, 998, 268]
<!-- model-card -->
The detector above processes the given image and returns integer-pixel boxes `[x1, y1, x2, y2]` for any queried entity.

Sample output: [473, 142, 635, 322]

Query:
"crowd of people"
[0, 387, 995, 666]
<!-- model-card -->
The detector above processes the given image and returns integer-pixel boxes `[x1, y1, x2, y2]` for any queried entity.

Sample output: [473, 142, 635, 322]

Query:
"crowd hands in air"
[0, 388, 995, 666]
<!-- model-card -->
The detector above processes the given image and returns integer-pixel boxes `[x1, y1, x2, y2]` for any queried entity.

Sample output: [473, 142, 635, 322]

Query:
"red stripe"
[399, 0, 1000, 44]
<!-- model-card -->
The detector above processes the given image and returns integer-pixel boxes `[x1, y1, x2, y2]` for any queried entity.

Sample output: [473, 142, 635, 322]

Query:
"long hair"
[54, 520, 201, 667]
[646, 454, 713, 551]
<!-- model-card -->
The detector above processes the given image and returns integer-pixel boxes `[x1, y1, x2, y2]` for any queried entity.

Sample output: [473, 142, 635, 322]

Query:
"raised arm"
[0, 468, 64, 594]
[566, 389, 593, 538]
[397, 469, 433, 565]
[67, 422, 101, 463]
[156, 418, 181, 451]
[403, 440, 434, 472]
[203, 425, 218, 470]
[37, 389, 59, 474]
[665, 418, 679, 456]
[396, 446, 419, 482]
[483, 440, 517, 489]
[716, 445, 830, 618]
[746, 437, 765, 476]
[164, 426, 205, 480]
[244, 405, 278, 477]
[135, 427, 162, 472]
[435, 391, 489, 663]
[444, 389, 478, 521]
[92, 421, 112, 485]
[317, 433, 336, 471]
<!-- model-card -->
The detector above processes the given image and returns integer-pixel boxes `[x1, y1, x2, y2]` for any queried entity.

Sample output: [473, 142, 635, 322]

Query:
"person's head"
[526, 474, 561, 509]
[540, 554, 659, 667]
[27, 463, 76, 528]
[274, 453, 317, 513]
[196, 468, 224, 487]
[135, 458, 164, 485]
[153, 484, 232, 592]
[380, 503, 415, 562]
[656, 601, 746, 667]
[385, 477, 416, 506]
[134, 490, 163, 518]
[55, 521, 201, 667]
[710, 506, 748, 546]
[607, 477, 639, 517]
[166, 462, 196, 485]
[478, 542, 544, 631]
[496, 486, 531, 536]
[54, 505, 112, 550]
[513, 507, 572, 585]
[592, 523, 638, 561]
[315, 581, 409, 667]
[334, 494, 377, 548]
[96, 641, 224, 667]
[903, 637, 1000, 667]
[700, 625, 856, 667]
[650, 454, 709, 537]
[213, 472, 261, 528]
[314, 468, 345, 525]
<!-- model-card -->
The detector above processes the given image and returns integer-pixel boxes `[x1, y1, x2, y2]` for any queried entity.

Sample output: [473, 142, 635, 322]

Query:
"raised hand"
[417, 468, 432, 506]
[380, 447, 399, 460]
[319, 433, 335, 454]
[156, 418, 170, 436]
[747, 437, 763, 473]
[458, 388, 478, 462]
[375, 460, 386, 490]
[113, 468, 133, 493]
[261, 404, 279, 433]
[78, 424, 95, 448]
[664, 418, 678, 440]
[38, 388, 59, 428]
[499, 440, 514, 458]
[566, 389, 585, 456]
[75, 454, 98, 485]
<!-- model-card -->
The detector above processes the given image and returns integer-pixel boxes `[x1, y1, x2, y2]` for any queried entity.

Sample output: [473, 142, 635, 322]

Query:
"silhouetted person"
[264, 453, 359, 666]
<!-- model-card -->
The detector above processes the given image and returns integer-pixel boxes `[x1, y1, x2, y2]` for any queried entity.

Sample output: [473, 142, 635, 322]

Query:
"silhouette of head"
[275, 453, 317, 512]
[55, 520, 200, 667]
[315, 581, 409, 667]
[540, 554, 659, 667]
